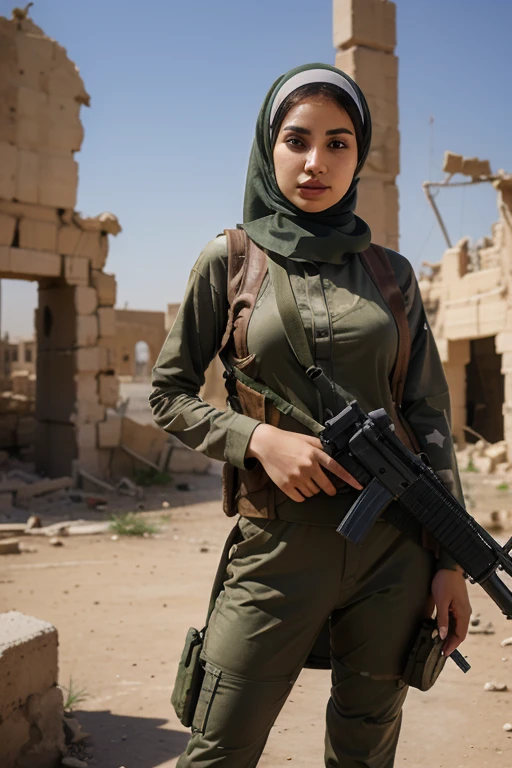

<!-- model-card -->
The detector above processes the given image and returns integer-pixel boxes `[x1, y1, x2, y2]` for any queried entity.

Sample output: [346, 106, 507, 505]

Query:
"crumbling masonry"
[0, 13, 121, 479]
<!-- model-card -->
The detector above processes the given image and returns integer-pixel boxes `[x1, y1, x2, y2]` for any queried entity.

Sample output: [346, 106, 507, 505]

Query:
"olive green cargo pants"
[177, 510, 434, 768]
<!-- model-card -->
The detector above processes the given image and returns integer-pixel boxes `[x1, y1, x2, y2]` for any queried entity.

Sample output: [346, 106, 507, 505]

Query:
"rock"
[25, 514, 42, 530]
[63, 715, 90, 744]
[503, 723, 512, 732]
[0, 538, 21, 555]
[469, 613, 480, 627]
[162, 501, 170, 509]
[484, 681, 508, 691]
[200, 547, 210, 553]
[49, 537, 64, 547]
[468, 621, 495, 635]
[501, 637, 512, 647]
[111, 535, 119, 541]
[176, 482, 191, 492]
[61, 758, 89, 767]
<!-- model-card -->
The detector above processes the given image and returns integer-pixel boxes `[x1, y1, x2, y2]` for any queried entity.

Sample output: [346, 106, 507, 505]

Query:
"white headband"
[269, 69, 365, 133]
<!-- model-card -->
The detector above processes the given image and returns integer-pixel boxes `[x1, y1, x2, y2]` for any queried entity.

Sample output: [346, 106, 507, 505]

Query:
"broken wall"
[333, 0, 399, 249]
[0, 13, 121, 478]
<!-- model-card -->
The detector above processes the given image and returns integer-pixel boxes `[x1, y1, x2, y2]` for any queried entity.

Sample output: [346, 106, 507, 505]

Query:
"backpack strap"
[359, 243, 421, 452]
[219, 229, 268, 361]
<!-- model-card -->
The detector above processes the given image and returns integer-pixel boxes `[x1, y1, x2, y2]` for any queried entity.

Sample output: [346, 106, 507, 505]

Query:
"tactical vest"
[219, 228, 422, 521]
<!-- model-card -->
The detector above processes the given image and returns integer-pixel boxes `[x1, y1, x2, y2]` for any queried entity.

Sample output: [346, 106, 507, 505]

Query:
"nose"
[304, 146, 327, 176]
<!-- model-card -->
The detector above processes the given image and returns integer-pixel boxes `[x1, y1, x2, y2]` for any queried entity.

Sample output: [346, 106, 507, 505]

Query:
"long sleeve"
[399, 259, 465, 570]
[149, 235, 262, 468]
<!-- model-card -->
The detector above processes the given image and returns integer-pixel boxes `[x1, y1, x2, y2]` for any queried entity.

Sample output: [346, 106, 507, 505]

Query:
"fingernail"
[439, 626, 448, 640]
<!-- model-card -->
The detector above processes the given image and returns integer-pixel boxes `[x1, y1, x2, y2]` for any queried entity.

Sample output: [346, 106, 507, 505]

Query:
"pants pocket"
[192, 662, 222, 734]
[230, 517, 274, 559]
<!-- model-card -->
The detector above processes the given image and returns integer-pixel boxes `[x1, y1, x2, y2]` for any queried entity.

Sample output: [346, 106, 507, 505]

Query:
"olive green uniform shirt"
[150, 235, 464, 568]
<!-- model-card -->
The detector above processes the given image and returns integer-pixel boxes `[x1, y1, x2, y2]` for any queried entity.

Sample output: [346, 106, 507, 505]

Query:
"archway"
[134, 340, 151, 381]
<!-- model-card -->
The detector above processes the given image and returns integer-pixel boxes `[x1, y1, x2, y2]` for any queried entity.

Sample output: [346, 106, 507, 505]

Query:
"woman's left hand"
[431, 569, 472, 657]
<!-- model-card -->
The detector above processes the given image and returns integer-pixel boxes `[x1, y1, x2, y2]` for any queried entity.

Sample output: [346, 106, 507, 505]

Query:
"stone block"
[462, 157, 491, 179]
[37, 284, 76, 351]
[64, 255, 89, 286]
[17, 86, 47, 120]
[335, 46, 398, 103]
[0, 200, 59, 223]
[97, 416, 122, 448]
[496, 332, 512, 354]
[38, 153, 78, 209]
[0, 142, 17, 199]
[74, 286, 98, 315]
[57, 223, 81, 256]
[333, 0, 396, 53]
[98, 307, 116, 338]
[98, 337, 117, 371]
[75, 374, 98, 403]
[75, 230, 102, 260]
[98, 374, 119, 408]
[92, 234, 109, 270]
[0, 245, 10, 272]
[0, 82, 17, 144]
[72, 395, 105, 427]
[14, 687, 65, 768]
[16, 149, 38, 204]
[34, 422, 76, 477]
[16, 32, 55, 90]
[77, 423, 96, 450]
[76, 314, 98, 347]
[443, 151, 464, 175]
[9, 247, 61, 279]
[18, 218, 57, 252]
[92, 270, 117, 306]
[75, 347, 101, 373]
[0, 611, 58, 723]
[36, 350, 75, 422]
[47, 63, 89, 104]
[0, 213, 16, 247]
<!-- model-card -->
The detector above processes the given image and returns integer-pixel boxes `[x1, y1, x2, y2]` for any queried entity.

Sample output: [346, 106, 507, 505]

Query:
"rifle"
[321, 401, 512, 671]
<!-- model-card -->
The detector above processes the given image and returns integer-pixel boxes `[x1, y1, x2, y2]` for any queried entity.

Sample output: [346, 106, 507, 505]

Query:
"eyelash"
[285, 137, 347, 150]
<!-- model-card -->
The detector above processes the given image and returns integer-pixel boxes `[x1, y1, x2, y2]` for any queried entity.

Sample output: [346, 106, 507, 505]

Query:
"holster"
[400, 618, 447, 691]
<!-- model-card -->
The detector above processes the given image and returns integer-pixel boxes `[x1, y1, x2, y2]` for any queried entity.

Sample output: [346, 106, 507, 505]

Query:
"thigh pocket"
[230, 517, 274, 559]
[192, 662, 222, 734]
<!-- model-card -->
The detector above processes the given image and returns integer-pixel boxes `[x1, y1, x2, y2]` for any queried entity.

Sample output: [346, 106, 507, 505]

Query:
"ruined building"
[419, 155, 512, 460]
[333, 0, 399, 250]
[0, 12, 122, 478]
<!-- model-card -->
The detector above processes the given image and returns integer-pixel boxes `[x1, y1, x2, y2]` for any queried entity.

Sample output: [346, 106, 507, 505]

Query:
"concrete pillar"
[443, 340, 470, 447]
[333, 0, 399, 250]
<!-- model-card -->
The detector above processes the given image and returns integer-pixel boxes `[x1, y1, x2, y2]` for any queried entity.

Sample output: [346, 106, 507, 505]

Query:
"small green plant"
[133, 467, 172, 486]
[109, 512, 159, 536]
[464, 457, 479, 472]
[497, 482, 510, 491]
[61, 678, 89, 711]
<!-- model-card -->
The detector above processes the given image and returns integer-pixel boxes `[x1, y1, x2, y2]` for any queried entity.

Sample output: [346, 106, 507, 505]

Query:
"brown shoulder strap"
[359, 244, 410, 407]
[219, 229, 268, 360]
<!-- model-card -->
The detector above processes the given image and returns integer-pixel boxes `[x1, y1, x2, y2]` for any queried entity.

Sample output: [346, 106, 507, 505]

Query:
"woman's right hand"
[245, 423, 363, 503]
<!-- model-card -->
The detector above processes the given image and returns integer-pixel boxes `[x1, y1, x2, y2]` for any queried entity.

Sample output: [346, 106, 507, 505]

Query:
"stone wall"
[0, 611, 64, 768]
[333, 0, 399, 250]
[0, 12, 121, 478]
[115, 308, 167, 378]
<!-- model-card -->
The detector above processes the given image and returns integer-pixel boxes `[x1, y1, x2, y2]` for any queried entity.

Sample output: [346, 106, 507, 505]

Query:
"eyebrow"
[282, 124, 354, 136]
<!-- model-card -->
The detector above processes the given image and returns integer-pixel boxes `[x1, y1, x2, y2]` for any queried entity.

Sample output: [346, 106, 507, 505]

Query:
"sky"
[2, 0, 512, 339]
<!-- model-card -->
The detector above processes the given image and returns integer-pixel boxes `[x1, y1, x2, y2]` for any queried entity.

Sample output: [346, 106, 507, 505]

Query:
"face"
[272, 97, 358, 213]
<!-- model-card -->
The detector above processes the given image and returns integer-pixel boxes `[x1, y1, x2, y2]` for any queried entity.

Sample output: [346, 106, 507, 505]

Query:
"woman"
[150, 63, 471, 768]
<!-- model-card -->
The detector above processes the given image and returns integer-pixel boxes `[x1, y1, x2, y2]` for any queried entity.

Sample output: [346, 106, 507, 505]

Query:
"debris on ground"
[468, 621, 495, 635]
[501, 637, 512, 647]
[484, 681, 508, 691]
[0, 537, 20, 555]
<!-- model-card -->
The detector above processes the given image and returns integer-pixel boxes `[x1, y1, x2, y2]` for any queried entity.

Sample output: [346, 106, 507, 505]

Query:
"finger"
[281, 484, 307, 503]
[314, 450, 363, 490]
[300, 479, 322, 498]
[436, 601, 450, 643]
[443, 609, 470, 656]
[311, 467, 338, 497]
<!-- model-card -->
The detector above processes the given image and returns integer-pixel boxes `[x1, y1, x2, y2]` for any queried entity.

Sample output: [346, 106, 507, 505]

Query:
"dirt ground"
[1, 470, 512, 768]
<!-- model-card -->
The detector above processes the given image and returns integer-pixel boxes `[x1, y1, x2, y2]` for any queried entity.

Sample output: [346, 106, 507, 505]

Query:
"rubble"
[0, 538, 20, 554]
[484, 681, 508, 692]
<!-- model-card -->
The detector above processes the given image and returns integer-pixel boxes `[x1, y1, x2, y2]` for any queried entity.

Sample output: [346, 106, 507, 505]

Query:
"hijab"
[241, 63, 372, 264]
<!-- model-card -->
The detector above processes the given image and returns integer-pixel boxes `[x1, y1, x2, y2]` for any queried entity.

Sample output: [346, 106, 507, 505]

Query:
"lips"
[298, 180, 328, 190]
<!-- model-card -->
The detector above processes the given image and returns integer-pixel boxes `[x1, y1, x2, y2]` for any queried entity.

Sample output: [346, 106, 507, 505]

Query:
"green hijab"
[241, 63, 372, 264]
